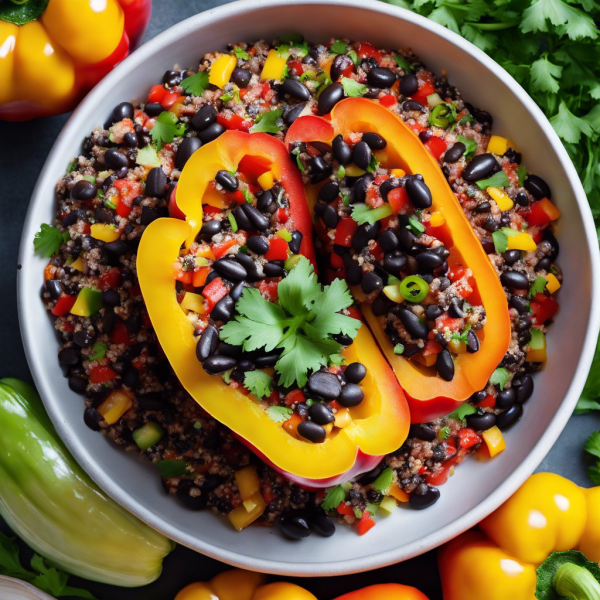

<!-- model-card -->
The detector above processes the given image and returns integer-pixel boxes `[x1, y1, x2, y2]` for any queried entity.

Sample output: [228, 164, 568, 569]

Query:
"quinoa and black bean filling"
[38, 35, 561, 539]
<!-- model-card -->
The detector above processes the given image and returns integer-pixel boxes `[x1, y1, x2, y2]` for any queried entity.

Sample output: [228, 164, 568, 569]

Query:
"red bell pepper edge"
[118, 0, 152, 50]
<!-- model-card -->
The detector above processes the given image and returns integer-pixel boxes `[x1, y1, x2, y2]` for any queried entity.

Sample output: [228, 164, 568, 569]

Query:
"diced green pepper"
[133, 422, 165, 451]
[284, 254, 302, 271]
[70, 287, 102, 317]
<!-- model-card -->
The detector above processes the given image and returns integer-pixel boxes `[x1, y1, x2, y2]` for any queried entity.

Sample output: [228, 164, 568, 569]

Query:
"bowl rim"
[17, 0, 600, 576]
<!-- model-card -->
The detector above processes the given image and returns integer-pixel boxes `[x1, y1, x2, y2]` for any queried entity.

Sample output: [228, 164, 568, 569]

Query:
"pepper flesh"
[438, 473, 600, 600]
[285, 98, 511, 422]
[0, 0, 151, 121]
[139, 131, 409, 485]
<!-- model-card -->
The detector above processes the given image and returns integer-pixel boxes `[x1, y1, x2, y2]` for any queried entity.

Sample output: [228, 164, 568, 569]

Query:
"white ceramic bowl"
[17, 0, 600, 576]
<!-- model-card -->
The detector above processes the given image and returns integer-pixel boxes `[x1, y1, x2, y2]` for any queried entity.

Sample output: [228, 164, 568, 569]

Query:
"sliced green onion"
[400, 276, 429, 303]
[82, 175, 96, 183]
[104, 198, 117, 210]
[228, 213, 238, 232]
[276, 228, 292, 242]
[284, 254, 302, 271]
[337, 164, 346, 179]
[427, 93, 444, 108]
[407, 217, 425, 236]
[429, 103, 453, 128]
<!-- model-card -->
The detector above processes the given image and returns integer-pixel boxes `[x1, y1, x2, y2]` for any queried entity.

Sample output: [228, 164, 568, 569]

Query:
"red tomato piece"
[51, 294, 77, 317]
[356, 42, 382, 63]
[217, 112, 253, 132]
[458, 428, 482, 449]
[334, 217, 359, 247]
[202, 277, 229, 312]
[424, 136, 448, 161]
[379, 94, 397, 107]
[258, 280, 279, 302]
[148, 84, 166, 104]
[264, 236, 289, 261]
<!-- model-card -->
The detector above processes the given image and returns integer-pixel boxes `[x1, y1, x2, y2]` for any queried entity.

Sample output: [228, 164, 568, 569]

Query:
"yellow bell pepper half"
[438, 473, 600, 600]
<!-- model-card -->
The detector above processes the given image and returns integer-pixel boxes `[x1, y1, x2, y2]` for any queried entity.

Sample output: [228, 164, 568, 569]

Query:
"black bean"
[68, 374, 88, 394]
[102, 309, 116, 334]
[373, 293, 394, 317]
[198, 220, 221, 240]
[289, 231, 303, 254]
[46, 279, 64, 301]
[234, 253, 262, 281]
[311, 156, 330, 174]
[104, 148, 128, 170]
[264, 262, 285, 277]
[436, 349, 454, 381]
[317, 83, 345, 115]
[470, 390, 486, 404]
[331, 53, 354, 81]
[432, 246, 450, 259]
[399, 74, 419, 96]
[309, 402, 335, 425]
[472, 202, 491, 214]
[535, 257, 551, 273]
[215, 170, 238, 192]
[466, 411, 496, 431]
[398, 307, 429, 339]
[346, 263, 362, 286]
[367, 67, 396, 89]
[111, 101, 134, 123]
[308, 371, 341, 399]
[284, 102, 306, 125]
[379, 229, 399, 252]
[309, 513, 335, 537]
[332, 135, 352, 165]
[361, 271, 383, 294]
[217, 342, 242, 358]
[176, 137, 202, 170]
[281, 78, 311, 101]
[448, 298, 465, 318]
[383, 251, 407, 276]
[402, 99, 423, 112]
[191, 105, 218, 131]
[310, 141, 332, 156]
[362, 132, 386, 150]
[101, 289, 120, 308]
[466, 329, 480, 353]
[379, 178, 402, 201]
[409, 424, 437, 441]
[503, 249, 521, 266]
[500, 270, 529, 290]
[71, 180, 96, 200]
[196, 325, 219, 362]
[61, 209, 86, 227]
[425, 305, 443, 320]
[405, 177, 432, 209]
[122, 131, 138, 148]
[230, 359, 255, 382]
[496, 388, 515, 410]
[514, 375, 534, 403]
[121, 365, 139, 388]
[279, 515, 311, 540]
[496, 403, 523, 430]
[352, 221, 380, 252]
[524, 174, 551, 199]
[125, 312, 142, 334]
[84, 407, 102, 431]
[337, 383, 364, 407]
[462, 153, 497, 181]
[254, 354, 279, 368]
[58, 348, 80, 366]
[231, 67, 251, 88]
[242, 204, 269, 231]
[213, 258, 247, 281]
[353, 141, 372, 171]
[344, 362, 366, 384]
[322, 205, 340, 229]
[103, 240, 130, 256]
[203, 355, 237, 375]
[144, 102, 163, 117]
[256, 189, 275, 213]
[73, 330, 95, 348]
[409, 486, 440, 510]
[444, 143, 466, 164]
[142, 167, 167, 199]
[163, 69, 184, 86]
[297, 421, 327, 443]
[229, 281, 245, 302]
[352, 173, 374, 204]
[94, 207, 113, 225]
[246, 236, 268, 255]
[416, 251, 444, 269]
[544, 230, 560, 261]
[509, 296, 530, 313]
[198, 122, 225, 144]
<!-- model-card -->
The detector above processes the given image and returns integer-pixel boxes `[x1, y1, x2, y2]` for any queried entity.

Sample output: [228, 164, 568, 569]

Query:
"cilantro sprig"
[321, 485, 346, 511]
[34, 224, 68, 258]
[244, 371, 273, 399]
[151, 112, 187, 151]
[180, 71, 209, 96]
[250, 109, 283, 134]
[220, 257, 360, 387]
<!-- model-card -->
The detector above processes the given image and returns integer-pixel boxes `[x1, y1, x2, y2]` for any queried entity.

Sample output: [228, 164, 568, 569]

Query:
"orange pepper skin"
[334, 584, 430, 600]
[138, 131, 410, 486]
[285, 98, 511, 421]
[0, 0, 151, 121]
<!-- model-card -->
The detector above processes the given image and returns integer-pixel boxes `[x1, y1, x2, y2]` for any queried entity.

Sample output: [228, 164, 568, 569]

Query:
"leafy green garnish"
[489, 367, 510, 390]
[372, 467, 394, 494]
[341, 77, 368, 97]
[242, 187, 255, 203]
[67, 160, 78, 173]
[516, 165, 529, 187]
[451, 324, 472, 344]
[220, 257, 360, 387]
[233, 47, 250, 60]
[136, 145, 161, 167]
[244, 371, 273, 400]
[456, 134, 478, 160]
[291, 146, 305, 172]
[250, 108, 283, 134]
[180, 71, 209, 96]
[457, 114, 473, 126]
[584, 431, 600, 484]
[276, 41, 310, 59]
[367, 154, 380, 173]
[394, 54, 413, 72]
[438, 426, 451, 440]
[529, 275, 548, 297]
[351, 203, 393, 225]
[407, 216, 426, 235]
[447, 403, 477, 422]
[155, 460, 188, 478]
[89, 342, 107, 361]
[266, 405, 293, 423]
[476, 170, 511, 190]
[330, 40, 348, 54]
[150, 112, 186, 151]
[491, 227, 520, 254]
[34, 224, 67, 258]
[321, 485, 346, 511]
[228, 213, 238, 233]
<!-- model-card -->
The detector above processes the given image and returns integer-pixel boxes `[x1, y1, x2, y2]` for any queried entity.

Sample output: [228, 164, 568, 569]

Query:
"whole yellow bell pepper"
[438, 473, 600, 600]
[175, 568, 429, 600]
[0, 0, 151, 120]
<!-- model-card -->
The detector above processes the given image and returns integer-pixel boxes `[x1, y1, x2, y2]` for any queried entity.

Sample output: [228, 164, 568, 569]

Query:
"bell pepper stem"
[9, 0, 29, 4]
[553, 563, 600, 600]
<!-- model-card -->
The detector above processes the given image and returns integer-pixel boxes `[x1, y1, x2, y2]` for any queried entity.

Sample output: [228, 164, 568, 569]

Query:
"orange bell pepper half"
[285, 98, 511, 422]
[138, 131, 410, 486]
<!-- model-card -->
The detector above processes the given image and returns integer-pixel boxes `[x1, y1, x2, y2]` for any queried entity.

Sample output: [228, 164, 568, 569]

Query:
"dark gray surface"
[0, 1, 598, 598]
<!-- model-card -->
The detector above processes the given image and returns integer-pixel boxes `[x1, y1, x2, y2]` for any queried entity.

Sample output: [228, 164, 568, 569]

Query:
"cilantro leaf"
[181, 71, 209, 96]
[151, 112, 186, 151]
[584, 431, 600, 459]
[250, 109, 283, 133]
[575, 397, 600, 414]
[489, 367, 510, 390]
[447, 403, 477, 422]
[476, 170, 511, 190]
[589, 464, 600, 485]
[321, 485, 346, 511]
[244, 371, 273, 400]
[529, 275, 548, 297]
[266, 405, 292, 423]
[0, 531, 33, 580]
[155, 459, 188, 478]
[550, 101, 594, 143]
[451, 324, 472, 344]
[457, 134, 478, 159]
[351, 203, 393, 225]
[531, 54, 563, 94]
[341, 77, 368, 97]
[30, 554, 96, 599]
[89, 342, 107, 361]
[34, 223, 64, 257]
[491, 227, 520, 254]
[394, 54, 413, 71]
[233, 47, 250, 60]
[521, 0, 598, 40]
[330, 40, 348, 54]
[372, 467, 394, 494]
[516, 164, 529, 187]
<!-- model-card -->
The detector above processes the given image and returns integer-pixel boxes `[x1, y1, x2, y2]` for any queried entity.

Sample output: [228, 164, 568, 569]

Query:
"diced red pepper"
[99, 267, 121, 291]
[212, 238, 239, 259]
[264, 236, 289, 261]
[370, 241, 384, 262]
[530, 293, 559, 325]
[436, 313, 462, 332]
[476, 394, 496, 408]
[426, 454, 461, 486]
[284, 388, 306, 407]
[192, 266, 210, 288]
[217, 112, 253, 132]
[115, 201, 131, 218]
[336, 502, 354, 516]
[114, 179, 143, 208]
[379, 94, 397, 108]
[356, 510, 376, 535]
[423, 340, 443, 356]
[51, 294, 77, 317]
[110, 320, 134, 345]
[458, 428, 482, 449]
[288, 60, 304, 77]
[330, 252, 345, 270]
[334, 217, 359, 247]
[89, 364, 118, 384]
[387, 187, 412, 215]
[161, 90, 182, 109]
[203, 205, 222, 218]
[202, 277, 229, 312]
[525, 198, 560, 227]
[411, 77, 435, 106]
[173, 262, 193, 285]
[355, 42, 382, 64]
[277, 208, 289, 223]
[424, 136, 448, 161]
[148, 84, 166, 104]
[258, 280, 279, 302]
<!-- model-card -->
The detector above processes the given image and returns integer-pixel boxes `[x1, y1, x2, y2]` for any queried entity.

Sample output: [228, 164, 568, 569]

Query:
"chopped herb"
[250, 108, 283, 134]
[266, 405, 292, 424]
[491, 227, 520, 254]
[321, 485, 346, 511]
[516, 164, 529, 187]
[291, 146, 305, 172]
[489, 367, 510, 390]
[242, 187, 255, 203]
[67, 160, 78, 173]
[222, 370, 232, 384]
[466, 188, 476, 198]
[340, 77, 368, 98]
[447, 403, 477, 422]
[155, 459, 188, 478]
[193, 421, 202, 430]
[34, 224, 64, 258]
[96, 189, 105, 199]
[529, 275, 548, 297]
[89, 342, 107, 361]
[394, 343, 404, 355]
[476, 170, 511, 190]
[228, 213, 238, 232]
[372, 467, 394, 494]
[180, 71, 209, 96]
[438, 426, 451, 440]
[407, 216, 425, 235]
[348, 49, 359, 66]
[150, 111, 186, 151]
[104, 198, 117, 210]
[456, 134, 478, 159]
[233, 47, 250, 60]
[387, 275, 401, 285]
[366, 154, 380, 173]
[394, 54, 413, 72]
[220, 93, 233, 103]
[457, 114, 473, 126]
[351, 203, 393, 225]
[300, 70, 318, 82]
[330, 354, 345, 366]
[244, 371, 273, 400]
[330, 40, 348, 54]
[353, 508, 363, 519]
[451, 324, 472, 344]
[341, 191, 351, 207]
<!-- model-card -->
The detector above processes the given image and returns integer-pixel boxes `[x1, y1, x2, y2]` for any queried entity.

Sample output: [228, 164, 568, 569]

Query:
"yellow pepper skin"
[0, 0, 151, 121]
[438, 473, 600, 600]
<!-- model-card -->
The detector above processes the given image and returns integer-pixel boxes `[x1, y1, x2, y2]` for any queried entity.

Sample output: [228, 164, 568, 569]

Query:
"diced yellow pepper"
[320, 55, 334, 79]
[260, 49, 287, 81]
[388, 482, 410, 503]
[482, 425, 506, 457]
[257, 171, 275, 190]
[430, 212, 446, 227]
[98, 390, 133, 425]
[90, 223, 121, 243]
[70, 257, 84, 271]
[383, 284, 403, 303]
[334, 408, 352, 429]
[71, 287, 102, 317]
[323, 422, 334, 434]
[276, 229, 292, 242]
[414, 353, 437, 367]
[390, 168, 406, 177]
[235, 466, 260, 501]
[506, 137, 520, 153]
[546, 273, 561, 294]
[195, 244, 216, 260]
[487, 187, 513, 211]
[487, 135, 509, 155]
[506, 232, 537, 252]
[228, 492, 266, 531]
[447, 339, 467, 354]
[345, 164, 366, 177]
[526, 329, 547, 363]
[378, 496, 398, 515]
[181, 292, 206, 314]
[209, 54, 237, 89]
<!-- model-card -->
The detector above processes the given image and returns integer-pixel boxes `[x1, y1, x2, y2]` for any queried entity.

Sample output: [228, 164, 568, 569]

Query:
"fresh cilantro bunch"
[220, 256, 360, 387]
